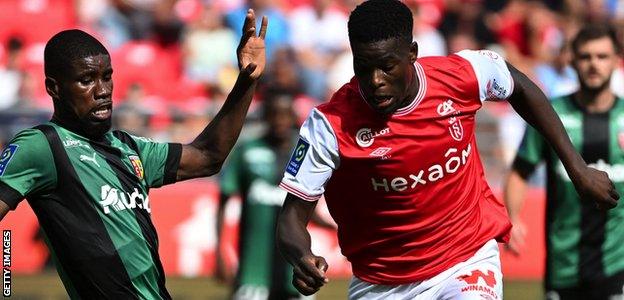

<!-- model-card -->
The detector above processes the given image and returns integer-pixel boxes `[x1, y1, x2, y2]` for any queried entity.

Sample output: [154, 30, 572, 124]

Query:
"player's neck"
[398, 65, 420, 110]
[574, 87, 616, 113]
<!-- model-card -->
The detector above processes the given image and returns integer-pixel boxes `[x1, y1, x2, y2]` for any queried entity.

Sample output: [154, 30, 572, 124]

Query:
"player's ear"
[45, 77, 60, 100]
[409, 42, 418, 63]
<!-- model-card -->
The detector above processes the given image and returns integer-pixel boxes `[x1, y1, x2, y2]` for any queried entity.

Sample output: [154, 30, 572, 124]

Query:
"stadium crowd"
[0, 0, 623, 170]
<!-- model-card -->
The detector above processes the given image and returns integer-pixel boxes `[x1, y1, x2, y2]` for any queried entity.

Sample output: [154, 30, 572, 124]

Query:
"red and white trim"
[394, 61, 427, 116]
[279, 181, 322, 202]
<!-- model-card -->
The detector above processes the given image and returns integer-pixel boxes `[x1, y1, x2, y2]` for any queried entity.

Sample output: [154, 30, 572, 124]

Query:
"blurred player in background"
[216, 94, 308, 300]
[0, 10, 266, 299]
[216, 93, 335, 300]
[505, 24, 624, 300]
[276, 0, 619, 299]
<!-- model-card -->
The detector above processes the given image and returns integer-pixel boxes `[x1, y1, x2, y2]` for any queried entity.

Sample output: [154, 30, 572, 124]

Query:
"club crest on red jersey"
[129, 155, 144, 180]
[449, 117, 464, 141]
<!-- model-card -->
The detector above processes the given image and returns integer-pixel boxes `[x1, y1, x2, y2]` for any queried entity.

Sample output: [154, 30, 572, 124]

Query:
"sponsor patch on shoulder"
[0, 144, 19, 176]
[286, 139, 309, 176]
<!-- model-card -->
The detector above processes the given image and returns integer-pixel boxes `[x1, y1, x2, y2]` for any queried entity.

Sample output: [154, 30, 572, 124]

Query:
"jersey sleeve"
[219, 145, 243, 197]
[456, 49, 514, 102]
[512, 125, 546, 179]
[128, 134, 182, 188]
[0, 129, 56, 210]
[279, 108, 339, 201]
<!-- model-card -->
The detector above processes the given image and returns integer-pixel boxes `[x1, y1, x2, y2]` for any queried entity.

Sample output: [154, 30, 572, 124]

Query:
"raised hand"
[292, 254, 329, 296]
[237, 9, 267, 80]
[574, 166, 619, 210]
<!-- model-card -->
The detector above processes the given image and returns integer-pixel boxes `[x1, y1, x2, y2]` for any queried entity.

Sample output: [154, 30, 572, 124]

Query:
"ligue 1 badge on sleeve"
[0, 144, 18, 176]
[129, 155, 145, 180]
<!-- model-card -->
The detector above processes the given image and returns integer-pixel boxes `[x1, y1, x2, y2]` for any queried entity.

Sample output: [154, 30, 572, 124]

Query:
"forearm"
[277, 195, 316, 265]
[504, 170, 529, 221]
[507, 64, 585, 179]
[188, 74, 257, 174]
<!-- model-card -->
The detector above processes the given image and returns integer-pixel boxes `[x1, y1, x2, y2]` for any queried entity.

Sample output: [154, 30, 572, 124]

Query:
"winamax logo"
[457, 269, 499, 299]
[371, 144, 471, 192]
[99, 185, 151, 214]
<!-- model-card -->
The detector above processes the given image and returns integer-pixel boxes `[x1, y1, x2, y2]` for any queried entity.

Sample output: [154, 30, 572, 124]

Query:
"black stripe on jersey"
[90, 135, 172, 300]
[32, 125, 139, 299]
[0, 180, 24, 210]
[579, 113, 609, 282]
[544, 145, 558, 290]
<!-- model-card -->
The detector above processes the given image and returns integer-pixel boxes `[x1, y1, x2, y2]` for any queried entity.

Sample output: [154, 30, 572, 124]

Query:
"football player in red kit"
[276, 1, 619, 299]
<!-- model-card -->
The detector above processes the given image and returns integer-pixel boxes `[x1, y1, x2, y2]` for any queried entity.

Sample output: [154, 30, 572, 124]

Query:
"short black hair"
[571, 23, 621, 55]
[44, 29, 109, 79]
[348, 0, 413, 45]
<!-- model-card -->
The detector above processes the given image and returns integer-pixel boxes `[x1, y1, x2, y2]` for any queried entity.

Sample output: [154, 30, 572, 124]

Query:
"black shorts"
[546, 271, 624, 300]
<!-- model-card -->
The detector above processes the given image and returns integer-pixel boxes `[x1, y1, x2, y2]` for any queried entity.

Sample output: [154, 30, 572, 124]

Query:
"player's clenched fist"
[573, 166, 619, 210]
[292, 255, 329, 296]
[236, 9, 267, 80]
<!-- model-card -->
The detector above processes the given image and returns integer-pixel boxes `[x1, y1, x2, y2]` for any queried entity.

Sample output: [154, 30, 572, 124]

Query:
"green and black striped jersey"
[514, 95, 624, 289]
[0, 122, 181, 299]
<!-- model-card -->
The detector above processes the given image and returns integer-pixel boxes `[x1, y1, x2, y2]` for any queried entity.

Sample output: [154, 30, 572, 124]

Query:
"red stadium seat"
[111, 41, 183, 101]
[0, 0, 76, 46]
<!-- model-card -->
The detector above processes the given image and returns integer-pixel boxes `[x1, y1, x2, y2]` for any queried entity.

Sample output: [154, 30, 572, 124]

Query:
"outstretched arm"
[176, 10, 268, 181]
[506, 62, 619, 209]
[277, 193, 329, 296]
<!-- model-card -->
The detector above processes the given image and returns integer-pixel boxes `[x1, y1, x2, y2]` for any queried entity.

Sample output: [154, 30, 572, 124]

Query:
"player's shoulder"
[9, 127, 49, 148]
[1, 126, 53, 172]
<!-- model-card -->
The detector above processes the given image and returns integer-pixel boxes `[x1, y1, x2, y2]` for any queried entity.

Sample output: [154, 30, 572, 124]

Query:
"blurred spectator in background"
[113, 83, 153, 136]
[533, 42, 578, 98]
[406, 1, 446, 57]
[183, 2, 238, 85]
[0, 37, 25, 110]
[289, 0, 349, 100]
[98, 0, 155, 48]
[226, 0, 291, 62]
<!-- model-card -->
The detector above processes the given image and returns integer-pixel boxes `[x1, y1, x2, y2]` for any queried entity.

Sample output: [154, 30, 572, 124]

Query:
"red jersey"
[280, 50, 513, 284]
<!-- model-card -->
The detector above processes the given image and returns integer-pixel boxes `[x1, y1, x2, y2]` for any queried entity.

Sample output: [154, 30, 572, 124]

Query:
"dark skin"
[277, 38, 620, 296]
[0, 9, 268, 219]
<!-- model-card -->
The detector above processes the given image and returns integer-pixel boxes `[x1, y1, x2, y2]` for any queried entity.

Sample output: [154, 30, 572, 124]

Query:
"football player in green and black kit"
[505, 24, 624, 300]
[216, 94, 305, 300]
[0, 10, 267, 300]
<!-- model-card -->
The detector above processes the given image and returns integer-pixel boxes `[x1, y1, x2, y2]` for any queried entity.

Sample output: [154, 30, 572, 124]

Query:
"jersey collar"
[394, 61, 427, 117]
